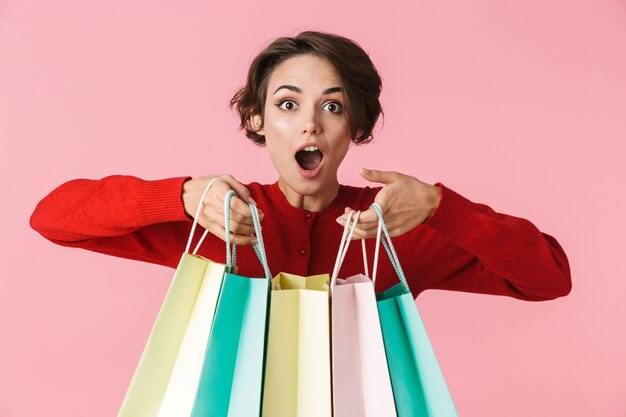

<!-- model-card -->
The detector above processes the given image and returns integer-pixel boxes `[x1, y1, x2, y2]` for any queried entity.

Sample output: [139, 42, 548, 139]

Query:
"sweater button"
[305, 213, 312, 219]
[300, 249, 307, 256]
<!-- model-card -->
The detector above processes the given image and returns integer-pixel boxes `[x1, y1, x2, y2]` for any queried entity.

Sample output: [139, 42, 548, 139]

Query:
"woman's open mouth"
[295, 145, 324, 179]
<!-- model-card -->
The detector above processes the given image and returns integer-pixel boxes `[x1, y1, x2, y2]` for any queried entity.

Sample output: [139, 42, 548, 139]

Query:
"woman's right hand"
[182, 175, 263, 246]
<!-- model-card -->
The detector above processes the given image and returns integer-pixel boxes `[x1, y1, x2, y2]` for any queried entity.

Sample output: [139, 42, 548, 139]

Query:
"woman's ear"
[251, 114, 264, 135]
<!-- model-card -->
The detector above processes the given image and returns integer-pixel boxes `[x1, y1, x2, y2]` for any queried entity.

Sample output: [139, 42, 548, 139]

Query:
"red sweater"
[29, 175, 571, 301]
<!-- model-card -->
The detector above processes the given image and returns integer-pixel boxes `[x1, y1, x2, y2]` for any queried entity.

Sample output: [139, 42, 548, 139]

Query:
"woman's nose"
[301, 110, 321, 135]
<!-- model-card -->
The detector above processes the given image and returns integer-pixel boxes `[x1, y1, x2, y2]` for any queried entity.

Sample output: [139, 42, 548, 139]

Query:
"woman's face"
[253, 54, 353, 198]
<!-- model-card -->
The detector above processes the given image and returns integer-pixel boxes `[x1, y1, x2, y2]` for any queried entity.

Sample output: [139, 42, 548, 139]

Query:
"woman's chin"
[279, 171, 336, 197]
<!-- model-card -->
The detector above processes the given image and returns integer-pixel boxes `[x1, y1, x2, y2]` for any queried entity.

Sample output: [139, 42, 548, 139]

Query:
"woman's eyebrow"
[273, 85, 343, 95]
[322, 87, 343, 95]
[273, 85, 302, 95]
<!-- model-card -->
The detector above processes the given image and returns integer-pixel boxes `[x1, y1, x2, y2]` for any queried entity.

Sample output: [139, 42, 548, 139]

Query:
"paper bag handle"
[184, 177, 221, 255]
[224, 190, 272, 281]
[370, 203, 410, 293]
[330, 210, 370, 289]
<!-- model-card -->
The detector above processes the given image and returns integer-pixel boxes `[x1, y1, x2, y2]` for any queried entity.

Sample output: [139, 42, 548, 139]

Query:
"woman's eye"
[277, 100, 298, 110]
[323, 101, 343, 113]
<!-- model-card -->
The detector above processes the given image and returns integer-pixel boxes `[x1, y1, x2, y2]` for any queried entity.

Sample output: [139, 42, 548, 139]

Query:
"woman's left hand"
[336, 168, 442, 240]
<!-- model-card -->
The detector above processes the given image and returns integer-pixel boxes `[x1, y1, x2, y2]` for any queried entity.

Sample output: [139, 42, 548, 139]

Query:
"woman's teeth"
[303, 146, 319, 152]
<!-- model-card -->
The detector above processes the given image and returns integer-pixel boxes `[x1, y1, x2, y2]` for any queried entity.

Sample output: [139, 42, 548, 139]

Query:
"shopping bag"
[262, 270, 332, 417]
[371, 203, 458, 417]
[157, 194, 231, 416]
[118, 178, 225, 417]
[190, 190, 273, 417]
[330, 210, 397, 417]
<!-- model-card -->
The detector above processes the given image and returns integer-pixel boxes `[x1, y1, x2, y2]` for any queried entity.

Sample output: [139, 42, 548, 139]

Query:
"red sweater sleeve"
[413, 182, 572, 301]
[29, 175, 193, 268]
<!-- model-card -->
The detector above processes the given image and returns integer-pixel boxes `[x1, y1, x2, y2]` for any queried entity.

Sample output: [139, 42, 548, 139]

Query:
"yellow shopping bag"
[262, 272, 332, 417]
[117, 178, 225, 417]
[156, 259, 225, 417]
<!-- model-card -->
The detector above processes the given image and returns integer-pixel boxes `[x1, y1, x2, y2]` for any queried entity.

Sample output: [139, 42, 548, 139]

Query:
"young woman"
[30, 31, 571, 301]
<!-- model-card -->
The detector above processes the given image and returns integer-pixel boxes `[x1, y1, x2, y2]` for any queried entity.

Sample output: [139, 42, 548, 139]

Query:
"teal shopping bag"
[191, 191, 272, 417]
[371, 203, 458, 417]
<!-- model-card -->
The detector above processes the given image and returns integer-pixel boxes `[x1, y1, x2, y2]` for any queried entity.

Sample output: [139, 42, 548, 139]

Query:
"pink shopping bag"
[330, 211, 397, 417]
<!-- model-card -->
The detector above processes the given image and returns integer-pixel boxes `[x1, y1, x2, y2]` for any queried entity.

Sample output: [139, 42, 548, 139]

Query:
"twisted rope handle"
[223, 191, 237, 269]
[249, 203, 272, 281]
[223, 190, 271, 280]
[370, 203, 410, 293]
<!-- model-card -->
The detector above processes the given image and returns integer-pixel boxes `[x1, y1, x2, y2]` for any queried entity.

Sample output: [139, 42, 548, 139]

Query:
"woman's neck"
[277, 177, 340, 211]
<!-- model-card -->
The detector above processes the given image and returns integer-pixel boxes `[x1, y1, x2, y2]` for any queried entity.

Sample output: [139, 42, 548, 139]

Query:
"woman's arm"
[29, 175, 193, 268]
[30, 174, 262, 268]
[343, 169, 571, 301]
[419, 182, 571, 301]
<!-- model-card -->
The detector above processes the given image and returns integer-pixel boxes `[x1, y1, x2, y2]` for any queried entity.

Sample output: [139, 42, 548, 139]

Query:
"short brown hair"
[230, 31, 383, 145]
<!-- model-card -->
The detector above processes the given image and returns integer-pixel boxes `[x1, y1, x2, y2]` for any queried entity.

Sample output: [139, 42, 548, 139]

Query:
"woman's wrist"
[425, 183, 442, 220]
[182, 177, 198, 220]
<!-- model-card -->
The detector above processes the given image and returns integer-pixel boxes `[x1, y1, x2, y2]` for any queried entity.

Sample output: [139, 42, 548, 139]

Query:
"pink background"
[1, 0, 625, 416]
